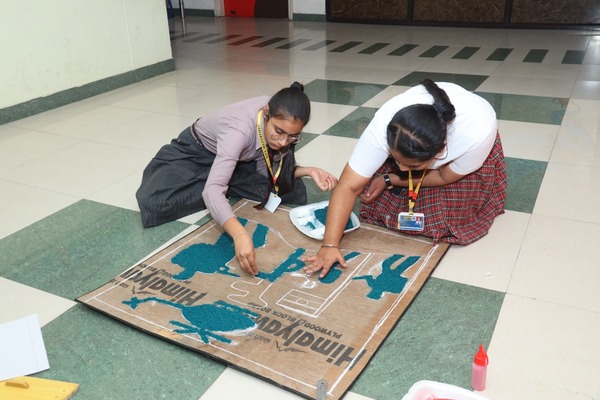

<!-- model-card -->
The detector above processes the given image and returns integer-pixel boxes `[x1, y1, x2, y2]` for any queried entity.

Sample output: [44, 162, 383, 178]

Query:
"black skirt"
[136, 127, 306, 228]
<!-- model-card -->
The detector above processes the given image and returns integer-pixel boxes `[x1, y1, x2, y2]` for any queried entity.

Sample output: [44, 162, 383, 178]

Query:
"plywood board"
[78, 200, 449, 399]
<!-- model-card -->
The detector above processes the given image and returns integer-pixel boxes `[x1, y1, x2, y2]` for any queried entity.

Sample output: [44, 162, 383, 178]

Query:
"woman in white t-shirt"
[303, 79, 507, 278]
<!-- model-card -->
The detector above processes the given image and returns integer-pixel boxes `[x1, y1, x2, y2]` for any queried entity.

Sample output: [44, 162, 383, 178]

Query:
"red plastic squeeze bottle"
[471, 343, 489, 391]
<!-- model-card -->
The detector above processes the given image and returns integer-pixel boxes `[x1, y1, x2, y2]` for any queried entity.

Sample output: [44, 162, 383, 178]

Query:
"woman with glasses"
[303, 79, 506, 278]
[137, 82, 338, 275]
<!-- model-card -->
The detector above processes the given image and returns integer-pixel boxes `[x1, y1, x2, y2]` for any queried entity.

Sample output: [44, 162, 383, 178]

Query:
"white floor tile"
[477, 76, 575, 97]
[199, 367, 373, 400]
[178, 209, 211, 225]
[362, 86, 410, 109]
[91, 85, 203, 112]
[490, 61, 580, 81]
[533, 163, 600, 223]
[419, 57, 501, 76]
[86, 171, 142, 212]
[433, 211, 529, 292]
[149, 67, 246, 90]
[0, 180, 79, 240]
[571, 80, 600, 100]
[0, 126, 81, 172]
[485, 294, 600, 400]
[497, 120, 559, 162]
[296, 135, 357, 178]
[0, 278, 76, 326]
[13, 105, 151, 140]
[508, 214, 600, 313]
[162, 87, 257, 118]
[92, 112, 192, 153]
[304, 102, 357, 135]
[550, 98, 600, 167]
[0, 141, 153, 198]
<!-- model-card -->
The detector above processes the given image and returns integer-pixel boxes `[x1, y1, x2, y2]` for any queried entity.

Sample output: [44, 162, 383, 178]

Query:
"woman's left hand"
[360, 175, 386, 204]
[309, 168, 338, 191]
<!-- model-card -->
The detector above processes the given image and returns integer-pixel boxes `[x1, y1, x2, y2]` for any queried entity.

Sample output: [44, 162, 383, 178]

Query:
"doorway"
[222, 0, 289, 18]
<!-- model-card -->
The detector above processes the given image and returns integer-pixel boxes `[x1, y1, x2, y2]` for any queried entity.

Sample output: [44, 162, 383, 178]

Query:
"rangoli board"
[78, 200, 449, 399]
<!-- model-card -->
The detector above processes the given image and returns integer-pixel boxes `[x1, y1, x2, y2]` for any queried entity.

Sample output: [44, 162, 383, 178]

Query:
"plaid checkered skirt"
[359, 133, 507, 245]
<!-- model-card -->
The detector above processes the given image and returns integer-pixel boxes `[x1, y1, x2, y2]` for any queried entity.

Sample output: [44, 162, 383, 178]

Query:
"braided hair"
[386, 78, 456, 162]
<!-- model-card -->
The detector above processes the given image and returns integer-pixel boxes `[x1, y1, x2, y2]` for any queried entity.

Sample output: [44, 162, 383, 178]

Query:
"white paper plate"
[289, 200, 360, 240]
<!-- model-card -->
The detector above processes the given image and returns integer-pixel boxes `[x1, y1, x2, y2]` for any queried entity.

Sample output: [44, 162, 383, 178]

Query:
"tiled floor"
[1, 16, 599, 400]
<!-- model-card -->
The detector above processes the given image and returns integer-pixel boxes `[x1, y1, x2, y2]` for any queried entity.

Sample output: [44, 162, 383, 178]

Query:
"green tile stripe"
[504, 157, 547, 214]
[252, 37, 286, 47]
[170, 32, 587, 69]
[229, 35, 263, 45]
[0, 200, 190, 299]
[303, 79, 387, 106]
[38, 305, 225, 400]
[304, 40, 336, 50]
[277, 38, 311, 49]
[452, 46, 480, 59]
[475, 91, 568, 125]
[562, 50, 586, 64]
[322, 107, 378, 138]
[487, 48, 513, 61]
[359, 42, 390, 54]
[0, 59, 175, 125]
[182, 33, 220, 43]
[331, 41, 362, 53]
[394, 72, 488, 91]
[523, 49, 548, 63]
[205, 34, 242, 44]
[352, 278, 504, 399]
[389, 44, 419, 56]
[420, 45, 449, 58]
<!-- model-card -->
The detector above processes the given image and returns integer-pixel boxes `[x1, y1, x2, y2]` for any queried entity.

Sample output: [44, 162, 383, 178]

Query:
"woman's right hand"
[301, 247, 348, 278]
[234, 233, 258, 276]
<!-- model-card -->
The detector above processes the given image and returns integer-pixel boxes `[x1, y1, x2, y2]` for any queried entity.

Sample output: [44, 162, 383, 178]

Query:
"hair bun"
[290, 81, 304, 92]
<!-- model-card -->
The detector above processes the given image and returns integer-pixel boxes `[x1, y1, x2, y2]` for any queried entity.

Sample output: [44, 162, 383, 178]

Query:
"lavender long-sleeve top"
[192, 96, 280, 226]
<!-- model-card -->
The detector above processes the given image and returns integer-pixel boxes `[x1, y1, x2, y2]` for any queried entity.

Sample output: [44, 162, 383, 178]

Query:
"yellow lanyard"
[408, 169, 427, 215]
[256, 110, 283, 196]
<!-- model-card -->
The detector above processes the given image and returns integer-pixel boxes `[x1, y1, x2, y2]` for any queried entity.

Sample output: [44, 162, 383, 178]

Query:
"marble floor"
[1, 16, 600, 400]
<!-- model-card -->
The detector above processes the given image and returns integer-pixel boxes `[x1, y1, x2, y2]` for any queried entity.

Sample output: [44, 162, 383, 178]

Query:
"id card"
[264, 192, 282, 213]
[398, 212, 425, 231]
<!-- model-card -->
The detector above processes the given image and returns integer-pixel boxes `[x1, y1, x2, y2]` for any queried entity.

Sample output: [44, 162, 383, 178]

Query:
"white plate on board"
[289, 200, 360, 240]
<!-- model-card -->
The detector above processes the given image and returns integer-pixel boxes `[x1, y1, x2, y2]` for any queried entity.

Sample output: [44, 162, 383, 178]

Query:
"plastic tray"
[401, 380, 490, 400]
[289, 200, 360, 240]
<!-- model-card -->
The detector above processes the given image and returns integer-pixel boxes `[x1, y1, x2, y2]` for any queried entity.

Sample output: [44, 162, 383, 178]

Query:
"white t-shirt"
[348, 83, 497, 178]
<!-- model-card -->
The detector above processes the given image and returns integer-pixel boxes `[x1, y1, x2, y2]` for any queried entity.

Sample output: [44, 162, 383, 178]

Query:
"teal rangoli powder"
[353, 254, 420, 299]
[123, 297, 259, 344]
[257, 248, 306, 282]
[171, 218, 268, 280]
[313, 206, 354, 230]
[319, 251, 360, 284]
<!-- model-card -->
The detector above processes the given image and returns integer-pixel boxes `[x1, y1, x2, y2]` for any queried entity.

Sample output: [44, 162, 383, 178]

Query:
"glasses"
[269, 119, 302, 144]
[271, 133, 302, 145]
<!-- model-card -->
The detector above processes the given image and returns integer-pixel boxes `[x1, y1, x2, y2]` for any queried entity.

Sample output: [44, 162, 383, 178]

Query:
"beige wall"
[0, 0, 173, 109]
